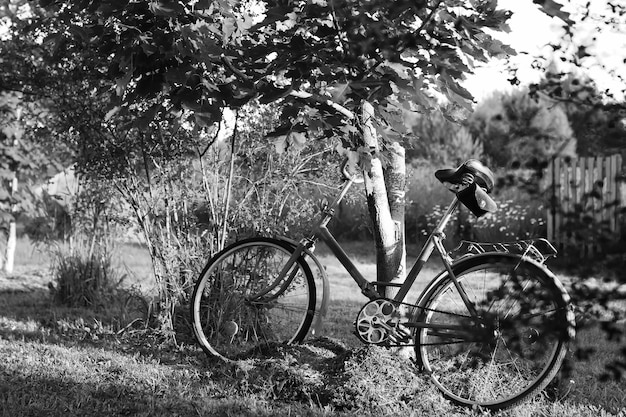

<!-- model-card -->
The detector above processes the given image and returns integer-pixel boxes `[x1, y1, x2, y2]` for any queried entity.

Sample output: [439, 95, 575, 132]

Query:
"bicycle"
[190, 158, 576, 411]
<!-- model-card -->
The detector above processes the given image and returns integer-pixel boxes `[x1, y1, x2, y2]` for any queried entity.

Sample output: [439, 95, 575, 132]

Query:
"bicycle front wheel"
[190, 237, 316, 360]
[415, 254, 574, 410]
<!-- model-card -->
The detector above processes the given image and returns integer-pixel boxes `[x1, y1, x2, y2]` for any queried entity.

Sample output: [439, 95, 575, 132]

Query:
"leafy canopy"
[26, 0, 572, 147]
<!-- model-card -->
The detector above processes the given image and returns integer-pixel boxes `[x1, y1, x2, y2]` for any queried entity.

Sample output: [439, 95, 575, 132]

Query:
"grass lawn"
[0, 237, 624, 416]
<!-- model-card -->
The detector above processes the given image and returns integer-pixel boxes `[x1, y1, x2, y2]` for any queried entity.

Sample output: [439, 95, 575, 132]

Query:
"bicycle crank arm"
[372, 317, 412, 344]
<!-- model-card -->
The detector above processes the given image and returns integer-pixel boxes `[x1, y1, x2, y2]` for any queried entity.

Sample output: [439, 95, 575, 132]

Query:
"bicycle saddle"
[435, 159, 495, 193]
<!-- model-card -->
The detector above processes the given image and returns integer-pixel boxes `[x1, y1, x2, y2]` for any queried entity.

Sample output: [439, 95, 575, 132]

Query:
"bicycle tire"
[190, 237, 316, 360]
[415, 253, 575, 411]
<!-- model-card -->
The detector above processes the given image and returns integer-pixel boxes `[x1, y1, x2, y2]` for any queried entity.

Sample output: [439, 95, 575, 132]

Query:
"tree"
[530, 66, 626, 158]
[0, 92, 61, 273]
[5, 0, 626, 381]
[468, 88, 575, 170]
[2, 5, 344, 334]
[3, 0, 580, 301]
[406, 108, 483, 165]
[0, 93, 25, 273]
[20, 0, 574, 297]
[518, 0, 626, 159]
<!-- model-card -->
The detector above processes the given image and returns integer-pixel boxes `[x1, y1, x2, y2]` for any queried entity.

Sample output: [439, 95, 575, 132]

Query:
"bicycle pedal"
[396, 324, 411, 337]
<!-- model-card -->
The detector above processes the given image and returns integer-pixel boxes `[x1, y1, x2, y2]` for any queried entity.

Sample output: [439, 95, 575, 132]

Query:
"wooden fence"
[547, 154, 622, 255]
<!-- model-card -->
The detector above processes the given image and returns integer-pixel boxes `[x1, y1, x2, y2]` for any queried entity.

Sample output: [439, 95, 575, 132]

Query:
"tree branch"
[221, 54, 355, 120]
[288, 90, 355, 120]
[199, 117, 223, 158]
[360, 0, 444, 80]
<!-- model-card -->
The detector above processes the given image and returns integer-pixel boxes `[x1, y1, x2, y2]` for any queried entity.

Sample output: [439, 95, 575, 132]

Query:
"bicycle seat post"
[317, 177, 354, 229]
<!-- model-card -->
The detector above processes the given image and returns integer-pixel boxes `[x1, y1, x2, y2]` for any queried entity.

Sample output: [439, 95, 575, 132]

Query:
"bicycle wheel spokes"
[192, 239, 315, 360]
[418, 256, 570, 410]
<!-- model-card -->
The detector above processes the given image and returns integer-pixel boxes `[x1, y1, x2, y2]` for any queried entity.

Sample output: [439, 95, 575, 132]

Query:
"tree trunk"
[360, 102, 406, 297]
[5, 199, 17, 273]
[4, 128, 20, 274]
[384, 141, 406, 298]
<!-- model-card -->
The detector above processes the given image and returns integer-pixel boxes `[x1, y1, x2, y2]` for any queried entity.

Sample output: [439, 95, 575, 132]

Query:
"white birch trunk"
[360, 102, 406, 297]
[4, 170, 18, 273]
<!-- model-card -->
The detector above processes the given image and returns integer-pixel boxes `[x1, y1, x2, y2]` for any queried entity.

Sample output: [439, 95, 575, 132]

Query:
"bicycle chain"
[387, 297, 475, 320]
[356, 297, 476, 348]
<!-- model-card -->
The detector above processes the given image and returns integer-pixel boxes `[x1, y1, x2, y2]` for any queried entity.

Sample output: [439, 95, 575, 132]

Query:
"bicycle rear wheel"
[190, 237, 316, 360]
[415, 254, 574, 410]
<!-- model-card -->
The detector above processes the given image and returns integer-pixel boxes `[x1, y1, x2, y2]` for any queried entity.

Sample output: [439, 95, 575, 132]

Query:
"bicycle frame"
[192, 160, 574, 410]
[261, 176, 478, 319]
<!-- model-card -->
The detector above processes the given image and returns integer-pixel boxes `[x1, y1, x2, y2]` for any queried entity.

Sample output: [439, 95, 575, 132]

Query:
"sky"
[464, 0, 626, 101]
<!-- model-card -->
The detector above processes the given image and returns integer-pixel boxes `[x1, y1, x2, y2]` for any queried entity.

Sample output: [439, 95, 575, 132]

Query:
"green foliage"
[0, 93, 62, 230]
[534, 71, 626, 157]
[19, 0, 574, 148]
[420, 198, 547, 247]
[468, 89, 575, 169]
[472, 199, 547, 242]
[113, 156, 212, 334]
[407, 110, 483, 166]
[574, 108, 626, 157]
[404, 161, 458, 243]
[228, 103, 342, 239]
[519, 2, 625, 106]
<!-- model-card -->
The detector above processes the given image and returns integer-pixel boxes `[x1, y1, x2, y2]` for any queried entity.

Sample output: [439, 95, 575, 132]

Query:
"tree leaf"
[149, 0, 184, 17]
[273, 135, 287, 154]
[194, 0, 212, 9]
[115, 71, 133, 97]
[0, 168, 13, 179]
[288, 131, 307, 151]
[0, 189, 11, 202]
[104, 106, 121, 121]
[69, 24, 91, 42]
[134, 104, 161, 130]
[258, 84, 292, 104]
[534, 0, 574, 25]
[440, 72, 475, 101]
[0, 212, 14, 223]
[193, 112, 217, 127]
[328, 83, 351, 102]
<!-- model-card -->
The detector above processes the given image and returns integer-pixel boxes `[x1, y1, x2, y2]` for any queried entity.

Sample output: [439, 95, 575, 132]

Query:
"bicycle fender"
[415, 252, 569, 309]
[275, 236, 330, 336]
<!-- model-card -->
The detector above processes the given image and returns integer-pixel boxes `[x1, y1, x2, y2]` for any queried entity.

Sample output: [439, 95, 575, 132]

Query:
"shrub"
[406, 161, 460, 245]
[468, 89, 575, 169]
[472, 200, 547, 242]
[420, 199, 547, 248]
[50, 235, 121, 308]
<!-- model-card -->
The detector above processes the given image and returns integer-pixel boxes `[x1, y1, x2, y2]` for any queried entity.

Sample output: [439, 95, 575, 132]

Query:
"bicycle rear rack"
[449, 238, 557, 264]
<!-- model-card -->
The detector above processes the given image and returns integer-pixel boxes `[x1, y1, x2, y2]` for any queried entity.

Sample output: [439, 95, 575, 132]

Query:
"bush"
[406, 161, 459, 245]
[472, 199, 547, 242]
[420, 198, 547, 248]
[50, 235, 122, 308]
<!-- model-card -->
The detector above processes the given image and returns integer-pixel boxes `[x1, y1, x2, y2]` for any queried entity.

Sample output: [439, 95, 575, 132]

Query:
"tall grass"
[47, 232, 123, 307]
[50, 238, 120, 307]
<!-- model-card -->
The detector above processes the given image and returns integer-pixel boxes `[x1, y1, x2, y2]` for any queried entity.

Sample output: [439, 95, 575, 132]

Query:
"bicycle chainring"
[355, 299, 411, 346]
